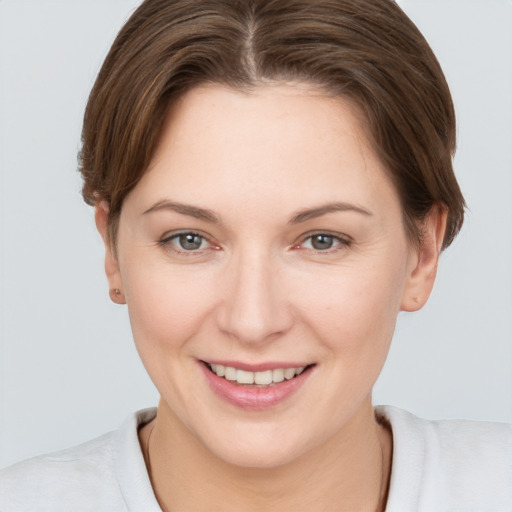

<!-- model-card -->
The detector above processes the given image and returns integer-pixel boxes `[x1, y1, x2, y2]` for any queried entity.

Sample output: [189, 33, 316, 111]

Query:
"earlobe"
[401, 205, 448, 312]
[95, 202, 125, 305]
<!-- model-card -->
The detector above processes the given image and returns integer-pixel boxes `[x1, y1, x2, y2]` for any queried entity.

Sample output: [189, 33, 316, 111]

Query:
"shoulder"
[377, 406, 512, 512]
[0, 430, 124, 512]
[0, 408, 159, 512]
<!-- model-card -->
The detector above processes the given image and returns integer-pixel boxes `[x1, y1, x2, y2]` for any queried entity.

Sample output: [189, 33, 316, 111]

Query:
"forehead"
[130, 83, 400, 219]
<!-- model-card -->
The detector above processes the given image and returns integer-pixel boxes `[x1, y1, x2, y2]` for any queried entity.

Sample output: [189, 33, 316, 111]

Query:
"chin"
[193, 417, 322, 470]
[210, 437, 305, 469]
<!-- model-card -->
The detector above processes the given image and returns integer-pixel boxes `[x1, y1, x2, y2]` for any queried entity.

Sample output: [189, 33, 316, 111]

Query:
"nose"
[216, 249, 294, 345]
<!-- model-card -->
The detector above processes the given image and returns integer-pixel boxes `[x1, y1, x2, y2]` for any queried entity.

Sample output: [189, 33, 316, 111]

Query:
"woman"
[1, 0, 510, 510]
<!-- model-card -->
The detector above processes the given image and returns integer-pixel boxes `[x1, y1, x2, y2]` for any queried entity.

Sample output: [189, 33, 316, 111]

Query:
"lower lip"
[200, 363, 313, 410]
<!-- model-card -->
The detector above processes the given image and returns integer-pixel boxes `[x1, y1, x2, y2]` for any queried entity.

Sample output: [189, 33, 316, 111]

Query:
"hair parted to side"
[79, 0, 465, 249]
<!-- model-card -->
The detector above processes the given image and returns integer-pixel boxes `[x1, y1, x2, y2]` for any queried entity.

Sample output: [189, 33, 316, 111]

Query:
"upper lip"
[202, 360, 314, 372]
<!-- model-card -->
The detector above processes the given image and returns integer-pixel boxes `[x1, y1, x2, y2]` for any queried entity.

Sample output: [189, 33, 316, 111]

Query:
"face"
[99, 84, 441, 468]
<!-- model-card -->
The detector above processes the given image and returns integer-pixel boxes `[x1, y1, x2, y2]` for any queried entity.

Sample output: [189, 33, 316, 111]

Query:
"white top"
[1, 406, 511, 511]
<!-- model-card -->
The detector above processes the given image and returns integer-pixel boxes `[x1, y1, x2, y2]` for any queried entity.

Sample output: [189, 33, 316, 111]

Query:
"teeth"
[284, 368, 295, 380]
[236, 370, 254, 384]
[224, 366, 237, 381]
[272, 368, 285, 383]
[254, 370, 272, 385]
[209, 364, 308, 385]
[211, 364, 225, 377]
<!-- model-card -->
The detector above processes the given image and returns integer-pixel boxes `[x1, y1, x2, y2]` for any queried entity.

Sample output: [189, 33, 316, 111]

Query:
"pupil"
[312, 235, 333, 250]
[180, 234, 202, 250]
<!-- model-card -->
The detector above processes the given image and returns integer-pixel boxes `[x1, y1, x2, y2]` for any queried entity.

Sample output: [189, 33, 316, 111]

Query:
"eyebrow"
[143, 200, 219, 223]
[289, 202, 373, 224]
[143, 199, 372, 224]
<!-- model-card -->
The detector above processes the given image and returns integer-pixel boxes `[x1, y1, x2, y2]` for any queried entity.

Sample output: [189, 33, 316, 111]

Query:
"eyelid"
[293, 231, 352, 252]
[160, 229, 203, 243]
[159, 230, 220, 253]
[158, 229, 350, 255]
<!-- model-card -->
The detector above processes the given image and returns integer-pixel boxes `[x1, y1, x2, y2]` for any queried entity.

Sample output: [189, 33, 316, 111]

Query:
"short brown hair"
[79, 0, 465, 248]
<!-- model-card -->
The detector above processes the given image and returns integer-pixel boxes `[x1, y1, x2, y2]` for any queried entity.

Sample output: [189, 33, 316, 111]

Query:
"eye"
[298, 232, 350, 252]
[160, 231, 211, 252]
[305, 234, 337, 250]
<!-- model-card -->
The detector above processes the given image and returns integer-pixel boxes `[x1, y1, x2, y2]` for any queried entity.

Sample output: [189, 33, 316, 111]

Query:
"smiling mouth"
[203, 362, 315, 387]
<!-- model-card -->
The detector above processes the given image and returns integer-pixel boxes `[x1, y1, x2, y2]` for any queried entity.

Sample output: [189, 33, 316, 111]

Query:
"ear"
[95, 202, 125, 304]
[401, 205, 448, 312]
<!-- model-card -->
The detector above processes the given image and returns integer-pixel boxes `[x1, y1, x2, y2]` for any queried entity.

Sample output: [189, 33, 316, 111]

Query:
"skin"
[96, 84, 446, 511]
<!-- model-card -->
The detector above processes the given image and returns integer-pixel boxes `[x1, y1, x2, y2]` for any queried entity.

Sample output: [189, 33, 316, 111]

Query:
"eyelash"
[293, 232, 351, 254]
[159, 231, 217, 255]
[159, 230, 351, 256]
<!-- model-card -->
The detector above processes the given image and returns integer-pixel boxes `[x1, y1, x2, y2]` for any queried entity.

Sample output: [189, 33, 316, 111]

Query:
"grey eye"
[310, 234, 335, 250]
[178, 233, 204, 250]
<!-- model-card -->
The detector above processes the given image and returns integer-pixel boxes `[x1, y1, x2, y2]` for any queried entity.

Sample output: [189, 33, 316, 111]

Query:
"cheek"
[293, 256, 407, 357]
[122, 262, 218, 354]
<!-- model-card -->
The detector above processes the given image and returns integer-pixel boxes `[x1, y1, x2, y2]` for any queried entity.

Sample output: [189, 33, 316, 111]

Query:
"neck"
[140, 398, 392, 512]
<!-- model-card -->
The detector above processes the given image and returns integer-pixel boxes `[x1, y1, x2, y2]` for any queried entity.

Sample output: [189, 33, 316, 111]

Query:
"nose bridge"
[217, 245, 291, 344]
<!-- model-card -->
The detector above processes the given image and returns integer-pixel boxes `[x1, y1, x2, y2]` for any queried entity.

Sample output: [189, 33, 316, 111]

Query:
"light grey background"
[1, 0, 511, 469]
